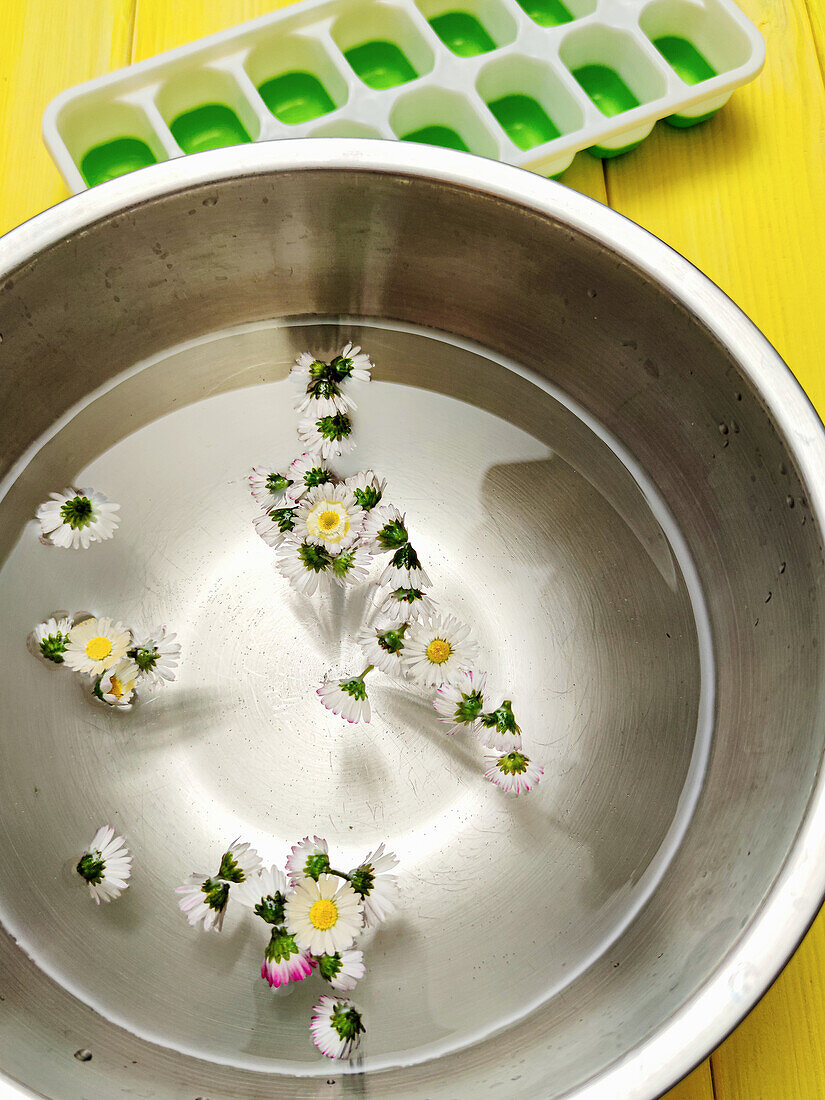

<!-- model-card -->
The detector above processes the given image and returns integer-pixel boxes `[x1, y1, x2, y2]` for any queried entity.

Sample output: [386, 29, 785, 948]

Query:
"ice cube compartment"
[43, 0, 765, 191]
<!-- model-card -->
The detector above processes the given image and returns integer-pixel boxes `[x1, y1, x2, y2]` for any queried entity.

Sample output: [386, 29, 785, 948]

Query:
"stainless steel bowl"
[0, 140, 824, 1100]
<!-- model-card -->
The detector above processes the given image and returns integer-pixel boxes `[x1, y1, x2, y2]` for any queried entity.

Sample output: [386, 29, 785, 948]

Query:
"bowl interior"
[0, 146, 822, 1099]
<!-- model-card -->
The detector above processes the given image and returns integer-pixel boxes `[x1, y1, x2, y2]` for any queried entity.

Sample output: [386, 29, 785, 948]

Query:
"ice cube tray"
[42, 0, 765, 191]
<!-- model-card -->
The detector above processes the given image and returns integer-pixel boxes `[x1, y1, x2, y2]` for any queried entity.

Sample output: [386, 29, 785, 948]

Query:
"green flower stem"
[358, 665, 374, 680]
[326, 867, 353, 882]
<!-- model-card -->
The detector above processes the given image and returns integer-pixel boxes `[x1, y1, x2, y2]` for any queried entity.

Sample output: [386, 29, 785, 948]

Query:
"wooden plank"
[0, 0, 136, 236]
[558, 152, 608, 205]
[665, 1060, 716, 1100]
[711, 915, 825, 1099]
[132, 0, 299, 58]
[602, 0, 825, 1095]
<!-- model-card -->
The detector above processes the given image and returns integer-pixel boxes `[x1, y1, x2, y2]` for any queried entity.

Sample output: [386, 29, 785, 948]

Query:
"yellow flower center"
[109, 675, 123, 700]
[426, 638, 452, 665]
[85, 636, 112, 661]
[308, 898, 339, 930]
[318, 509, 341, 533]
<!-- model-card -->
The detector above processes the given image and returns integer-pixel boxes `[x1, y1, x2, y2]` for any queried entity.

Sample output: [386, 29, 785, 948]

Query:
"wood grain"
[0, 0, 136, 236]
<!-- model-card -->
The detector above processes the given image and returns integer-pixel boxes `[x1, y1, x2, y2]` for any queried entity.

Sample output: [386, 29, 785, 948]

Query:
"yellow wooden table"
[1, 1, 824, 1096]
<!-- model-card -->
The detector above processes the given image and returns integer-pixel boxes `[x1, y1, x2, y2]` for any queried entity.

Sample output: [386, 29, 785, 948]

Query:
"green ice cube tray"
[42, 0, 765, 190]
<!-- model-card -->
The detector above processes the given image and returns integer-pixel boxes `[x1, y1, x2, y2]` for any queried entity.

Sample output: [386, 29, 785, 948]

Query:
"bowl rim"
[1, 138, 824, 1100]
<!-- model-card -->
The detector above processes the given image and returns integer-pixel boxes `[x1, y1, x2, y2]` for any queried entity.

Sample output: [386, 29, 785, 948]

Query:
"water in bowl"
[0, 320, 710, 1073]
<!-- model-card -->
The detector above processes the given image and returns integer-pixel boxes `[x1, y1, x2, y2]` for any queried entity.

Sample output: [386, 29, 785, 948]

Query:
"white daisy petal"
[317, 675, 371, 724]
[290, 350, 322, 389]
[261, 926, 315, 988]
[76, 826, 131, 904]
[350, 842, 399, 929]
[286, 454, 337, 504]
[248, 465, 292, 507]
[329, 543, 373, 588]
[475, 698, 523, 752]
[36, 487, 120, 550]
[484, 750, 544, 795]
[434, 669, 487, 735]
[63, 617, 132, 678]
[253, 505, 297, 548]
[297, 413, 355, 460]
[378, 547, 431, 591]
[128, 625, 181, 689]
[296, 387, 355, 418]
[357, 622, 407, 676]
[233, 865, 288, 914]
[275, 537, 333, 596]
[29, 613, 74, 665]
[94, 658, 140, 708]
[401, 613, 479, 688]
[336, 343, 372, 383]
[310, 994, 366, 1060]
[287, 836, 330, 884]
[344, 471, 386, 512]
[175, 873, 230, 932]
[175, 838, 262, 932]
[221, 837, 263, 882]
[285, 875, 363, 956]
[374, 585, 437, 624]
[360, 505, 407, 554]
[318, 948, 366, 992]
[295, 484, 363, 552]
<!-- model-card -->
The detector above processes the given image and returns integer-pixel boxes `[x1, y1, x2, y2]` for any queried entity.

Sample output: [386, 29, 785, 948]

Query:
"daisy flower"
[286, 874, 363, 955]
[30, 613, 73, 664]
[349, 843, 399, 928]
[286, 453, 336, 504]
[253, 506, 296, 548]
[476, 699, 523, 752]
[261, 926, 315, 988]
[376, 586, 436, 625]
[287, 836, 331, 883]
[63, 617, 131, 677]
[344, 471, 386, 512]
[275, 538, 333, 596]
[330, 544, 373, 588]
[296, 484, 363, 552]
[248, 466, 292, 507]
[234, 864, 288, 925]
[298, 413, 355, 460]
[290, 350, 328, 389]
[36, 487, 120, 550]
[292, 344, 372, 389]
[357, 622, 407, 676]
[218, 837, 263, 883]
[76, 826, 131, 904]
[317, 948, 365, 992]
[484, 750, 544, 795]
[93, 658, 140, 708]
[317, 674, 371, 723]
[175, 838, 263, 931]
[333, 342, 372, 383]
[296, 376, 356, 418]
[361, 505, 408, 554]
[175, 873, 232, 932]
[310, 995, 366, 1060]
[434, 669, 487, 735]
[128, 626, 181, 688]
[379, 542, 431, 590]
[401, 613, 478, 688]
